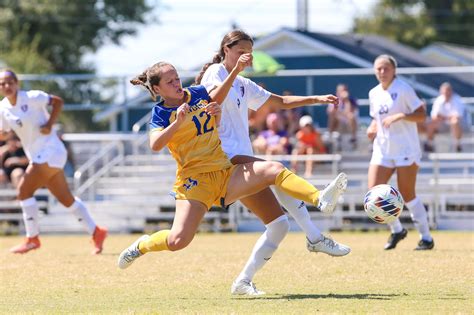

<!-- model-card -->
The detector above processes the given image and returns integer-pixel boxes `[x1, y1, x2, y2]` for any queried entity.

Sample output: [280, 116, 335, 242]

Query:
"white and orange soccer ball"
[364, 184, 404, 224]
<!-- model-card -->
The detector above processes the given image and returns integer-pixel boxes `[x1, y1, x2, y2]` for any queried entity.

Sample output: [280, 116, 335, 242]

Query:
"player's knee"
[17, 185, 33, 200]
[167, 232, 193, 251]
[266, 161, 285, 177]
[11, 168, 24, 180]
[266, 215, 290, 245]
[399, 190, 415, 204]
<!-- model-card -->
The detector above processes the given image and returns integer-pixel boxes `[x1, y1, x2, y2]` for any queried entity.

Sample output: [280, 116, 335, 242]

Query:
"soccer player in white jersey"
[0, 69, 108, 254]
[196, 30, 350, 296]
[367, 55, 434, 251]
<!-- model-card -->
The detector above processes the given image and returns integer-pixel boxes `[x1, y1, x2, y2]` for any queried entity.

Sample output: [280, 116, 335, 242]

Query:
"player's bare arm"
[366, 119, 377, 141]
[208, 53, 251, 104]
[40, 95, 63, 135]
[264, 93, 338, 110]
[149, 103, 189, 152]
[382, 106, 426, 128]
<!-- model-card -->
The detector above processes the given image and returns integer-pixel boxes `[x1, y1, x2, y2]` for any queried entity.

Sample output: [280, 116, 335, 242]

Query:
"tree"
[353, 0, 474, 48]
[0, 1, 158, 131]
[0, 0, 156, 73]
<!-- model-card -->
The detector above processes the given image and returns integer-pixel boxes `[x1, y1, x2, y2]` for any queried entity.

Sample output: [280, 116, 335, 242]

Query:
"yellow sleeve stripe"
[149, 127, 164, 134]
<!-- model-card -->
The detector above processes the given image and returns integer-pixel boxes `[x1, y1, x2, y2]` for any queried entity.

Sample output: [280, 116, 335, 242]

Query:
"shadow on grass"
[234, 293, 402, 300]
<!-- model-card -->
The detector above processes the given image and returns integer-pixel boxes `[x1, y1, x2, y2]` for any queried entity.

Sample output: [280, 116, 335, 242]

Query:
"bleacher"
[1, 128, 472, 234]
[0, 189, 50, 235]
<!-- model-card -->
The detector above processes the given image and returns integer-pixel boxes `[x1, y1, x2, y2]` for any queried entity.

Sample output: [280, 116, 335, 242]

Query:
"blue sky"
[86, 0, 378, 76]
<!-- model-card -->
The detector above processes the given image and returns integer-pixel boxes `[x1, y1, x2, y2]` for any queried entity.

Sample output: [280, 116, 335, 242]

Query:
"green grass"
[1, 231, 473, 314]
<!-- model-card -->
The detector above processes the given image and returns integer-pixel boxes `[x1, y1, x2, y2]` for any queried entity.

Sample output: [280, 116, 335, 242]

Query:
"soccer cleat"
[117, 235, 150, 269]
[415, 239, 434, 250]
[306, 234, 351, 256]
[231, 279, 265, 296]
[92, 226, 108, 255]
[10, 236, 41, 254]
[384, 228, 408, 250]
[318, 172, 347, 214]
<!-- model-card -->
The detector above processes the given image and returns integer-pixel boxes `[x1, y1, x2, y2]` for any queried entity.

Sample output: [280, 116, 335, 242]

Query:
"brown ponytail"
[195, 53, 223, 85]
[130, 62, 174, 101]
[195, 29, 253, 85]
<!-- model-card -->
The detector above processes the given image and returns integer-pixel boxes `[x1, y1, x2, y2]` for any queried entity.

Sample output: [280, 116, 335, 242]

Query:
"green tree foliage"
[0, 0, 156, 131]
[0, 0, 155, 73]
[354, 0, 474, 48]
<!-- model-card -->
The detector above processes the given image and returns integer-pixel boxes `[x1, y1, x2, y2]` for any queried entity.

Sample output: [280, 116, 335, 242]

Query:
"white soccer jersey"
[0, 90, 66, 162]
[430, 93, 465, 119]
[369, 78, 423, 159]
[201, 63, 271, 158]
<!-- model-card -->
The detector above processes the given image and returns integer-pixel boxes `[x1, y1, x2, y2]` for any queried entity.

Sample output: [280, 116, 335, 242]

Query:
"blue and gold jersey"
[149, 85, 232, 178]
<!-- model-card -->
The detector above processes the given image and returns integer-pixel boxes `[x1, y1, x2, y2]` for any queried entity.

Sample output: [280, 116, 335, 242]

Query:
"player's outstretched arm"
[264, 93, 338, 111]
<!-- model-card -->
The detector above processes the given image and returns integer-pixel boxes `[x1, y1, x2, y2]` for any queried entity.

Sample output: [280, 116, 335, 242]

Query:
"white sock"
[20, 197, 40, 238]
[69, 197, 96, 234]
[236, 215, 289, 282]
[406, 197, 432, 241]
[273, 186, 322, 243]
[388, 219, 403, 234]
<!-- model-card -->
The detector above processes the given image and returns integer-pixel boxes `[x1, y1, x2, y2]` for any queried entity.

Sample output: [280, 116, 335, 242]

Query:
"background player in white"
[0, 69, 108, 254]
[196, 30, 349, 295]
[366, 55, 434, 251]
[424, 82, 465, 152]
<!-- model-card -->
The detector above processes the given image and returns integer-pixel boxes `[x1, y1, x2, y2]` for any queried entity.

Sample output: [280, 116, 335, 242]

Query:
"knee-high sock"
[20, 197, 40, 238]
[139, 230, 170, 253]
[236, 215, 289, 282]
[69, 197, 96, 234]
[406, 197, 432, 241]
[387, 218, 404, 234]
[275, 169, 319, 205]
[273, 187, 322, 243]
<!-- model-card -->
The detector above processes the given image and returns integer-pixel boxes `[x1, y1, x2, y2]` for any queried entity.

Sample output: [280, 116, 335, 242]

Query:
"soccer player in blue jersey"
[118, 61, 350, 295]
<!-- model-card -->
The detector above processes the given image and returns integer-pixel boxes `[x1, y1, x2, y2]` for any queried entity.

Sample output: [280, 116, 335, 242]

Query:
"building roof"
[421, 42, 474, 66]
[254, 28, 473, 97]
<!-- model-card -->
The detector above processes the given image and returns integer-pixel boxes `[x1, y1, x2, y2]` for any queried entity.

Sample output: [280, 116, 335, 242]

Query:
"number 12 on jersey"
[191, 111, 214, 136]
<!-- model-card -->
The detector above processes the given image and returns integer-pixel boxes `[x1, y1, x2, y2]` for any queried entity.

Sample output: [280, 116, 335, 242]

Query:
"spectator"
[327, 84, 359, 149]
[0, 133, 28, 188]
[252, 113, 290, 155]
[291, 115, 326, 178]
[424, 82, 465, 152]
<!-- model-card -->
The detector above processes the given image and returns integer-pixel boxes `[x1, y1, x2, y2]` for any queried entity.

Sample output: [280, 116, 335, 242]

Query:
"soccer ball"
[364, 184, 404, 224]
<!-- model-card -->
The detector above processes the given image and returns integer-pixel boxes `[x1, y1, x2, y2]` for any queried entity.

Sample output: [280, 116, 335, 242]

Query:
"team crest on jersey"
[183, 177, 198, 191]
[21, 104, 28, 112]
[15, 118, 23, 127]
[240, 86, 245, 97]
[391, 93, 398, 100]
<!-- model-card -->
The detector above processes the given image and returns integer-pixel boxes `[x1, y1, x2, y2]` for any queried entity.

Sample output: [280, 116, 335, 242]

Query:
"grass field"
[1, 231, 473, 314]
